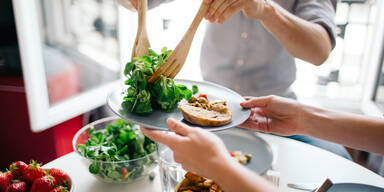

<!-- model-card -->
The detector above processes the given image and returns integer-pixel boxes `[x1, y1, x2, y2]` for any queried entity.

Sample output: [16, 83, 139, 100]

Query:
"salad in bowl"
[72, 117, 157, 183]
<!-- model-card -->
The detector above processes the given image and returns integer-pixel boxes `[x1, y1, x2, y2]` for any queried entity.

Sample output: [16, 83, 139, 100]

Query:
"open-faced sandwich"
[179, 94, 232, 127]
[175, 151, 252, 192]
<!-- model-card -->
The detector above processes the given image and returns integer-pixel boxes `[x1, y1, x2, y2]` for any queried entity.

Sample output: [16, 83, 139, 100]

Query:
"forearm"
[259, 1, 332, 65]
[300, 104, 384, 154]
[211, 158, 276, 192]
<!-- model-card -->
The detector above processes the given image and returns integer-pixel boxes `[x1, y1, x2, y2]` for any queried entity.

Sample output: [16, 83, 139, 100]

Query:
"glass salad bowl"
[72, 116, 158, 183]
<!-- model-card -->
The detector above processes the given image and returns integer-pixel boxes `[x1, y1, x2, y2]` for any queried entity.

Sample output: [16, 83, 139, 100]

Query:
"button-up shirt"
[149, 0, 336, 97]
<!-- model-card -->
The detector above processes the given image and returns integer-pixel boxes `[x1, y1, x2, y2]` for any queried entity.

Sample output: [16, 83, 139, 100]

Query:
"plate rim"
[107, 79, 251, 132]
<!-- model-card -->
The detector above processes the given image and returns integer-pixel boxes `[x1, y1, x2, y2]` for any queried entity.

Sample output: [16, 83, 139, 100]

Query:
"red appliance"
[0, 68, 83, 169]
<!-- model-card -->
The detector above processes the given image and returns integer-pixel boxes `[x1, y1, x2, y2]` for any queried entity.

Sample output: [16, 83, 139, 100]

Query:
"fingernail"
[167, 118, 176, 125]
[240, 101, 250, 107]
[205, 12, 210, 19]
[209, 15, 215, 22]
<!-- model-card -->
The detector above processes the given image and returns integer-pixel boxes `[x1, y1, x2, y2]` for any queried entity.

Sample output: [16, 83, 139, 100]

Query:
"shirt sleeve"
[293, 0, 337, 49]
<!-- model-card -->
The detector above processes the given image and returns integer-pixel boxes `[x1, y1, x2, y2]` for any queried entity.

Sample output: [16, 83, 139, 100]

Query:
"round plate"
[216, 128, 273, 174]
[107, 79, 251, 131]
[314, 183, 384, 192]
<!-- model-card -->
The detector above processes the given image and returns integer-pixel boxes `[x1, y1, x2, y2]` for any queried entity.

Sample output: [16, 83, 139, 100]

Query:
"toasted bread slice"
[179, 103, 232, 126]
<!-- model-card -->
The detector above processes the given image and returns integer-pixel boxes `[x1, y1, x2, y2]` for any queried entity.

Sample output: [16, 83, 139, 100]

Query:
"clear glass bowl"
[72, 116, 158, 183]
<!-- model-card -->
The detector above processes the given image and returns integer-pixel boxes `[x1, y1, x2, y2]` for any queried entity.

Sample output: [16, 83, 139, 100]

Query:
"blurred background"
[0, 0, 383, 175]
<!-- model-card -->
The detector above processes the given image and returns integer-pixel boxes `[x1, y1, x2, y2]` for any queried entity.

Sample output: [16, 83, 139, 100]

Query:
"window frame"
[12, 0, 136, 132]
[361, 0, 384, 116]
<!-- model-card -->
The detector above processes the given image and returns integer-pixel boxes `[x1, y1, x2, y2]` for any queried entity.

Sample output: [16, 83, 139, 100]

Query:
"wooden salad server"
[132, 0, 151, 59]
[147, 1, 210, 83]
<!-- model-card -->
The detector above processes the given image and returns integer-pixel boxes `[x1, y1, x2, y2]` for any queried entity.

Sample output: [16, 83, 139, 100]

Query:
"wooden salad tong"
[132, 0, 151, 59]
[147, 2, 210, 83]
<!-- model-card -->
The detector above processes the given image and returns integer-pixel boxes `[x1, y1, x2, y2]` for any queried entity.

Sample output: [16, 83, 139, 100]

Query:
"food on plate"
[122, 47, 198, 115]
[229, 151, 252, 165]
[175, 151, 252, 192]
[76, 119, 157, 182]
[179, 94, 232, 126]
[175, 172, 222, 192]
[0, 160, 71, 192]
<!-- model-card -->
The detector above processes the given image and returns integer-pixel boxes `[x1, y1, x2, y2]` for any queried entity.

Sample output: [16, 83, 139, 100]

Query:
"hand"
[140, 118, 233, 179]
[117, 0, 138, 11]
[240, 95, 303, 136]
[204, 0, 270, 24]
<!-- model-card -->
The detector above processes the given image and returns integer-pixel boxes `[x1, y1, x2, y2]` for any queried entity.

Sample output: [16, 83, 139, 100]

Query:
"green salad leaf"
[192, 84, 199, 95]
[77, 119, 157, 182]
[122, 47, 197, 115]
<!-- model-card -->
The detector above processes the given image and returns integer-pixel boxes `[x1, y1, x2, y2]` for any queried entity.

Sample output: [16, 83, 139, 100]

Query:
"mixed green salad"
[77, 119, 157, 182]
[122, 47, 198, 115]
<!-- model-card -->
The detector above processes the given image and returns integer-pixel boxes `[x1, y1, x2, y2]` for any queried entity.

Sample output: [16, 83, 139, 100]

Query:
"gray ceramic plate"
[216, 128, 273, 174]
[107, 79, 251, 131]
[313, 183, 384, 192]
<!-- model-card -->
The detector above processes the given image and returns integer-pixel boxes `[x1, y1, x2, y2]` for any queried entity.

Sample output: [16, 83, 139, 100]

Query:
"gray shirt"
[149, 0, 336, 97]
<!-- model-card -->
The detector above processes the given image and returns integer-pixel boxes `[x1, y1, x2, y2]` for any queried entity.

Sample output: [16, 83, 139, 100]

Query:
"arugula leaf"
[124, 62, 135, 76]
[192, 84, 199, 95]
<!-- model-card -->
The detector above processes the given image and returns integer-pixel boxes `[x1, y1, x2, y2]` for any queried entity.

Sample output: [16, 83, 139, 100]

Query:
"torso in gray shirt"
[149, 0, 336, 97]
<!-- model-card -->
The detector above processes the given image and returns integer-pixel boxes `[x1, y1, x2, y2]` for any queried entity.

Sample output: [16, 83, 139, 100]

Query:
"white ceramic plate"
[107, 79, 251, 131]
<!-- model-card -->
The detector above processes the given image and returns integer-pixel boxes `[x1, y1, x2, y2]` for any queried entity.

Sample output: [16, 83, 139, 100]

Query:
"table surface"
[43, 133, 384, 192]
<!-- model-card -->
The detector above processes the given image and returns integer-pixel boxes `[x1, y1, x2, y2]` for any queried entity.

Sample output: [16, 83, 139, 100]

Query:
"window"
[373, 49, 384, 111]
[40, 0, 121, 105]
[13, 0, 124, 132]
[361, 0, 384, 116]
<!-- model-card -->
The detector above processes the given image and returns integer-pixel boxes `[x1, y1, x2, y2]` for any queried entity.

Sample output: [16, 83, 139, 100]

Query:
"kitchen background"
[1, 0, 383, 175]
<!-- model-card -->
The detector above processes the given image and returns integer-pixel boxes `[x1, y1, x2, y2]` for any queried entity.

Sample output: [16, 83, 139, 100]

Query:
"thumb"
[240, 96, 273, 108]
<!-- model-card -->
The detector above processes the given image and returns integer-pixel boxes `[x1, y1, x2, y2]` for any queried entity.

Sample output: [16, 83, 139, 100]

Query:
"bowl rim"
[72, 116, 157, 163]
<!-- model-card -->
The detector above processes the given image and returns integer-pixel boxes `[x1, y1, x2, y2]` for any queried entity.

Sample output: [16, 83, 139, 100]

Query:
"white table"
[43, 133, 384, 192]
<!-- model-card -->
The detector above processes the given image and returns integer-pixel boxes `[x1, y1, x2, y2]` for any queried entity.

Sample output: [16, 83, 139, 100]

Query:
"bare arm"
[301, 106, 384, 154]
[240, 96, 384, 155]
[259, 1, 332, 65]
[206, 0, 333, 65]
